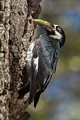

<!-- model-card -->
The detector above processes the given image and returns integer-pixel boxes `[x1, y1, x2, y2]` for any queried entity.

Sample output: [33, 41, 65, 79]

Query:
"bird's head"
[33, 19, 66, 47]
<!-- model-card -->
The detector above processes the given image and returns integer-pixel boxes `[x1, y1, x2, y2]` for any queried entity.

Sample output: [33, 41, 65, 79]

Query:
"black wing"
[29, 35, 60, 107]
[18, 35, 60, 107]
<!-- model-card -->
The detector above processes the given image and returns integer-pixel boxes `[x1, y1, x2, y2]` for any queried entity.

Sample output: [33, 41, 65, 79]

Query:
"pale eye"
[56, 26, 62, 33]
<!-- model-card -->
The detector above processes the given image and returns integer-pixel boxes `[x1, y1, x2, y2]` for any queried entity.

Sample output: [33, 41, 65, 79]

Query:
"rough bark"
[0, 0, 41, 120]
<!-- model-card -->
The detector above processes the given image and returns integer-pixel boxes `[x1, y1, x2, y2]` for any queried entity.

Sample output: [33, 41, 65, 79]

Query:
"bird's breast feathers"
[25, 41, 35, 66]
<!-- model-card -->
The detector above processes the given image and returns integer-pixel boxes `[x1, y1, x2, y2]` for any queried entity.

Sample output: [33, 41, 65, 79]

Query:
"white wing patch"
[25, 42, 35, 66]
[33, 57, 39, 72]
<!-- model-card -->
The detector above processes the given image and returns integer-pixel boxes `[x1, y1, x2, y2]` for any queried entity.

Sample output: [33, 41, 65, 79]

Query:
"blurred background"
[28, 0, 80, 120]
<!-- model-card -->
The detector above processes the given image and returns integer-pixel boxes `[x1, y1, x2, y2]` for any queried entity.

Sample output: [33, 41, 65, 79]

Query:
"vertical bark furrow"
[0, 0, 10, 120]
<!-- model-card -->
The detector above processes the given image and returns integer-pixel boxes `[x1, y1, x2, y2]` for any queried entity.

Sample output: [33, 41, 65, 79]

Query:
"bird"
[18, 19, 66, 108]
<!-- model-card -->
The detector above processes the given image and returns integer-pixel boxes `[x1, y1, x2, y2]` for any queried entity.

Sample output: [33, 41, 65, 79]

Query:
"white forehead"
[54, 24, 58, 27]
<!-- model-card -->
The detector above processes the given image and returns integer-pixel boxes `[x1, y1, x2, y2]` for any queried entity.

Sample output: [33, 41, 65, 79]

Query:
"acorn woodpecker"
[18, 19, 66, 107]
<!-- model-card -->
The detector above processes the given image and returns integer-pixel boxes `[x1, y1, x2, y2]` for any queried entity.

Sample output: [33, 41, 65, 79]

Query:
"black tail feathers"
[34, 91, 42, 108]
[18, 83, 30, 99]
[18, 82, 42, 108]
[28, 80, 37, 104]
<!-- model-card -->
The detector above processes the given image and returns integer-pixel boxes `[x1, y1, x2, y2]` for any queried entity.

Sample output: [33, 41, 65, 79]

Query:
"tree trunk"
[0, 0, 41, 119]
